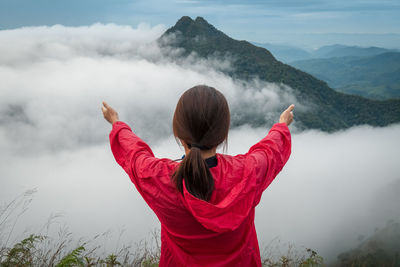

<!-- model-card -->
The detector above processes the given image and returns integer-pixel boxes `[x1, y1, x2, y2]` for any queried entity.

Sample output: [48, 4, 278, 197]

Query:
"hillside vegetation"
[334, 220, 400, 267]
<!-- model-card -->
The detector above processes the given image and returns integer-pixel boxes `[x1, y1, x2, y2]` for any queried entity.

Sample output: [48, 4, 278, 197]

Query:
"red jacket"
[109, 121, 291, 266]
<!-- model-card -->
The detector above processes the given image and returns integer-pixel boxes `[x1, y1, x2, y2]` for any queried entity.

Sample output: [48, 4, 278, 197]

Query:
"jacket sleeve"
[108, 121, 173, 199]
[246, 122, 292, 206]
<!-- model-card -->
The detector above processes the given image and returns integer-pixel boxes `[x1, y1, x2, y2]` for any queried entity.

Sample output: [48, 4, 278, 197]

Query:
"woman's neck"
[184, 146, 217, 159]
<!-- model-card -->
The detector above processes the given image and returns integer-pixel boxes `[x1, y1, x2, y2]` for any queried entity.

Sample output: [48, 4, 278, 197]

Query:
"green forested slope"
[159, 16, 400, 131]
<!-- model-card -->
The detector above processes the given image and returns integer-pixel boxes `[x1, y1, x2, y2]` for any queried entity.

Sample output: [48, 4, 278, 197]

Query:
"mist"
[0, 23, 399, 263]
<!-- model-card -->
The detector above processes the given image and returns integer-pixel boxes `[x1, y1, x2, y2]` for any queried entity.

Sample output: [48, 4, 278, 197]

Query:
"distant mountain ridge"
[291, 52, 400, 100]
[313, 44, 398, 59]
[158, 16, 400, 132]
[252, 42, 313, 63]
[254, 43, 399, 63]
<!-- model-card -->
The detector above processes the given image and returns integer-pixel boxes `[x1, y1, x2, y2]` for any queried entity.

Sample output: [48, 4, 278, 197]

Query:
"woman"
[102, 85, 293, 267]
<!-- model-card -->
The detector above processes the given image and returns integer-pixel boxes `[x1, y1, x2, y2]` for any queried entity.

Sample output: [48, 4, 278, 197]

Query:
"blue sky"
[1, 0, 400, 48]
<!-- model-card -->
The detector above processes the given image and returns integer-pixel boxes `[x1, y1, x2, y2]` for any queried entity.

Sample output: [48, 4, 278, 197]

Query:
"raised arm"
[102, 102, 178, 209]
[248, 104, 294, 206]
[108, 121, 155, 174]
[102, 102, 156, 190]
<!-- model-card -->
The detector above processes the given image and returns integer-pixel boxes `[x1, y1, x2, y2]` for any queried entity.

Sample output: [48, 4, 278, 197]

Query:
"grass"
[0, 190, 324, 267]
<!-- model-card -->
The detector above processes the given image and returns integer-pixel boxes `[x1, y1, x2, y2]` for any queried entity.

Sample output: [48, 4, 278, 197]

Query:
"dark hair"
[172, 85, 230, 201]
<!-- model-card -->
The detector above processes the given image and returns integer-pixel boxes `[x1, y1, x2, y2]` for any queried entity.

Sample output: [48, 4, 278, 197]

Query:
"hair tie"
[190, 143, 205, 150]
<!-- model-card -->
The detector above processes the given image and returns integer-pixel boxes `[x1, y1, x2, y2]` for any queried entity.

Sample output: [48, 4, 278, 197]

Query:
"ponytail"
[172, 146, 214, 201]
[172, 85, 230, 202]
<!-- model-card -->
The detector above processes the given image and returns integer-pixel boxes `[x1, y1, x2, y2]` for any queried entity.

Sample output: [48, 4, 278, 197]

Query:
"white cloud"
[0, 23, 302, 154]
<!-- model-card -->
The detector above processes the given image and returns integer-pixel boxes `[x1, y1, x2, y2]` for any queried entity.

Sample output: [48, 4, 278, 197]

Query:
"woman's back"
[108, 120, 291, 266]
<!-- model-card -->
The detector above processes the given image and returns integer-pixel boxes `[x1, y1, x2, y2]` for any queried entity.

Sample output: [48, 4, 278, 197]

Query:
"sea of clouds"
[0, 23, 399, 263]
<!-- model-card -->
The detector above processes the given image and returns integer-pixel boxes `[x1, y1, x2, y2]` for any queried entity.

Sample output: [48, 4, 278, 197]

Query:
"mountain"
[158, 16, 400, 132]
[252, 42, 313, 63]
[313, 44, 397, 59]
[290, 52, 400, 100]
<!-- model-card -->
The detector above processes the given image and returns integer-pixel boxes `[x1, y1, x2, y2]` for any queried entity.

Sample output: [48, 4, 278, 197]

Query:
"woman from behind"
[102, 85, 294, 267]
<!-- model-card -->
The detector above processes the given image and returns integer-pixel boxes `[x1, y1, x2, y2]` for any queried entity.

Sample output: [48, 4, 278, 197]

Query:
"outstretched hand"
[102, 101, 119, 125]
[279, 104, 294, 126]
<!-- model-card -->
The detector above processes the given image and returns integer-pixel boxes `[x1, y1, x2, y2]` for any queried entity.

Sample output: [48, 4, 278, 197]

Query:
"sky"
[0, 24, 399, 263]
[1, 0, 400, 48]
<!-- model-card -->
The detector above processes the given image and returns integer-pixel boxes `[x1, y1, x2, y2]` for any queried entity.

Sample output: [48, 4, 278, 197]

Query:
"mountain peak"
[163, 16, 224, 39]
[194, 16, 207, 24]
[174, 16, 193, 28]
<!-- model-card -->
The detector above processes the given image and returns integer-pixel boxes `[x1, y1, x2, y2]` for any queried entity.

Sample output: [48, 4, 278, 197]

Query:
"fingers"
[286, 104, 295, 112]
[279, 104, 294, 126]
[102, 101, 111, 109]
[102, 101, 115, 114]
